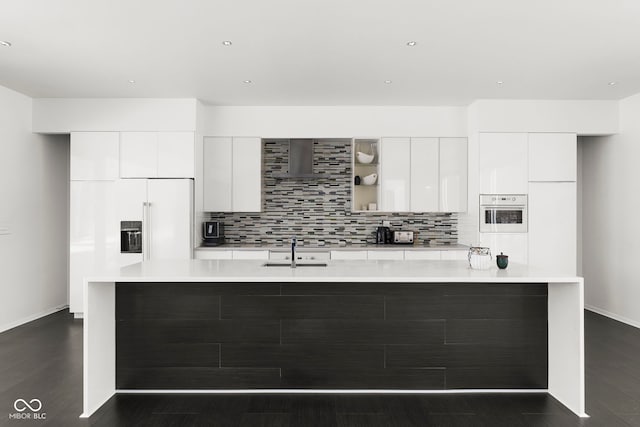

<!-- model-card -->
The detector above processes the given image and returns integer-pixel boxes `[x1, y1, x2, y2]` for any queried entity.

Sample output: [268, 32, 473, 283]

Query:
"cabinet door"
[405, 250, 441, 260]
[70, 132, 119, 180]
[69, 181, 118, 313]
[380, 137, 411, 211]
[203, 137, 233, 212]
[441, 250, 468, 260]
[120, 132, 158, 178]
[439, 138, 468, 212]
[232, 250, 269, 260]
[479, 133, 528, 194]
[528, 182, 576, 275]
[232, 137, 262, 212]
[330, 251, 368, 260]
[528, 133, 577, 182]
[157, 132, 195, 178]
[410, 138, 439, 212]
[479, 233, 528, 265]
[147, 179, 193, 260]
[367, 250, 404, 260]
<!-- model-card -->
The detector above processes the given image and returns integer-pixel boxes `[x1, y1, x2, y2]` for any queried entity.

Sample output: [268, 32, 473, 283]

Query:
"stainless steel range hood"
[273, 139, 325, 179]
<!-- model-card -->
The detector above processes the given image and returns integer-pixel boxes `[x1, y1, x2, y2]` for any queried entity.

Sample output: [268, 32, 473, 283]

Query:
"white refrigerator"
[70, 179, 193, 315]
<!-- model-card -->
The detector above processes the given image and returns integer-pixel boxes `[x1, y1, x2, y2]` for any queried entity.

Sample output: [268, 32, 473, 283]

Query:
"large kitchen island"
[82, 259, 586, 419]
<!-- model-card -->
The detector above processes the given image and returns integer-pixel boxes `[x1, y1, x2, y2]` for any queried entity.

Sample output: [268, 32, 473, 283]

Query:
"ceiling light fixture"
[608, 81, 617, 86]
[406, 41, 417, 47]
[222, 41, 232, 46]
[243, 80, 252, 84]
[0, 41, 11, 47]
[128, 79, 136, 84]
[496, 81, 504, 85]
[384, 80, 393, 84]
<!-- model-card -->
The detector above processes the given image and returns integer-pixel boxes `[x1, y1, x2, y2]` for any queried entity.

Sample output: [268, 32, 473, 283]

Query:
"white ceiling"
[1, 0, 639, 106]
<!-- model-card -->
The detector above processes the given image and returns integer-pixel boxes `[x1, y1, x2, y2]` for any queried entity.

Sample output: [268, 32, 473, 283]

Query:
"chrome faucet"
[291, 236, 297, 268]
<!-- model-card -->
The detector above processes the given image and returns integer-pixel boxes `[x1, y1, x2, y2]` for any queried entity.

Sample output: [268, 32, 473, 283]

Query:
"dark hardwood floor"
[1, 309, 640, 426]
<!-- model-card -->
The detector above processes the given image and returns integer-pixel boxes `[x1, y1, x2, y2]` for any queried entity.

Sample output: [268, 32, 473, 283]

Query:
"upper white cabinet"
[528, 133, 577, 182]
[70, 132, 119, 180]
[203, 137, 233, 212]
[203, 136, 262, 212]
[479, 133, 528, 194]
[232, 137, 262, 212]
[380, 137, 411, 211]
[157, 132, 195, 178]
[120, 131, 194, 178]
[439, 138, 468, 212]
[410, 138, 439, 212]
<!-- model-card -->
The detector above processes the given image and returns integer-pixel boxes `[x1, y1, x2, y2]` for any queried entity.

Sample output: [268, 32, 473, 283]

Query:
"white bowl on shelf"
[356, 151, 375, 164]
[362, 173, 378, 185]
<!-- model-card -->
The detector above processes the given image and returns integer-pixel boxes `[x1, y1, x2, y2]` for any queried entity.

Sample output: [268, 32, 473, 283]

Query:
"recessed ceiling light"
[406, 41, 417, 47]
[0, 41, 11, 47]
[608, 81, 617, 86]
[384, 80, 393, 84]
[243, 80, 252, 84]
[222, 41, 232, 46]
[128, 79, 136, 84]
[496, 81, 504, 85]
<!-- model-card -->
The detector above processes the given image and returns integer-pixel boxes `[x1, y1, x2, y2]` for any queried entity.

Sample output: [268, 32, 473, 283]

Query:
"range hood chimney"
[274, 139, 325, 179]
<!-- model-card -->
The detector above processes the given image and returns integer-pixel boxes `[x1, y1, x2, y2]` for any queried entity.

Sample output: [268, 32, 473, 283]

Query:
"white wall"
[32, 98, 198, 133]
[471, 99, 618, 135]
[0, 85, 69, 332]
[582, 92, 640, 327]
[202, 106, 468, 137]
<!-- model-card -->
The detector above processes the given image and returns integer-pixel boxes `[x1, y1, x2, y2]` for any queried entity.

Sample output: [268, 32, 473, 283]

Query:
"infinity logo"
[13, 399, 42, 412]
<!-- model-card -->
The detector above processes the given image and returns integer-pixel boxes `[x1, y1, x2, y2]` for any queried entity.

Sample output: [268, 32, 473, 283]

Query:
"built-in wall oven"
[480, 194, 528, 233]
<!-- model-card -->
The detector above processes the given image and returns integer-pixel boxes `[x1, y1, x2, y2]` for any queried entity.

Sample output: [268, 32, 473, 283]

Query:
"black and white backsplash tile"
[205, 139, 457, 246]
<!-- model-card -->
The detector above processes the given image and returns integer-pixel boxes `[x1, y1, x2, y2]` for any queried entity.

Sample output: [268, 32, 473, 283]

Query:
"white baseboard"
[585, 305, 640, 329]
[0, 305, 69, 333]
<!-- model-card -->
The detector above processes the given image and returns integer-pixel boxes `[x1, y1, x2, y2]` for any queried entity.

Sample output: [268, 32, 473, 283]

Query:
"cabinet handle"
[147, 202, 151, 260]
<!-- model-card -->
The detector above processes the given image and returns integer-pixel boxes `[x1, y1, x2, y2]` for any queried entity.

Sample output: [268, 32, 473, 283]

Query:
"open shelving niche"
[352, 138, 380, 212]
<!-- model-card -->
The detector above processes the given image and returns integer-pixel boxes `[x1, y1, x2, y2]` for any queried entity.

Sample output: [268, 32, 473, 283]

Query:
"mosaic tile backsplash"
[204, 139, 457, 246]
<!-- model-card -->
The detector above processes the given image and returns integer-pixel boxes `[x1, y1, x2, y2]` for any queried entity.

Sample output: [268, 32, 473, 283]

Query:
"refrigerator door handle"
[147, 202, 151, 260]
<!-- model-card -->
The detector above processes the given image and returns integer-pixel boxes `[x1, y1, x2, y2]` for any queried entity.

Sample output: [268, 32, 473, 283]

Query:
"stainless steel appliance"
[480, 194, 528, 233]
[203, 221, 224, 246]
[393, 231, 414, 244]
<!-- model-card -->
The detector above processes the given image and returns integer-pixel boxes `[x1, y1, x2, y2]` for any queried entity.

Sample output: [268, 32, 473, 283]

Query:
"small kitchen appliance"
[376, 225, 393, 244]
[479, 194, 528, 233]
[203, 221, 225, 246]
[393, 231, 414, 245]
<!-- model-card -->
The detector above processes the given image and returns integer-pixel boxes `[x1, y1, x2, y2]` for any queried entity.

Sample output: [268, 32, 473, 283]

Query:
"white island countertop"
[88, 259, 582, 284]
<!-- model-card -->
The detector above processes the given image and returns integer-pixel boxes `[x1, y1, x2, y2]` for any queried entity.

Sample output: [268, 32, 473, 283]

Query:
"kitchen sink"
[262, 262, 328, 268]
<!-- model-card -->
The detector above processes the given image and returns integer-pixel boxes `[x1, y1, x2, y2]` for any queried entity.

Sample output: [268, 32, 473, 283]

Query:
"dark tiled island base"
[116, 282, 548, 390]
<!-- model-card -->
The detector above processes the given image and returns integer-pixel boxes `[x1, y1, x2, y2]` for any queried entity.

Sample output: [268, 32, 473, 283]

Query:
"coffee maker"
[376, 224, 392, 245]
[202, 221, 225, 246]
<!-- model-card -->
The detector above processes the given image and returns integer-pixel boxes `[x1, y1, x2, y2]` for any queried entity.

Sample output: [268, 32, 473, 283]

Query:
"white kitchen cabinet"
[479, 133, 528, 194]
[270, 251, 331, 261]
[194, 250, 233, 260]
[439, 138, 468, 212]
[479, 233, 528, 265]
[330, 250, 368, 260]
[410, 138, 439, 212]
[203, 137, 233, 211]
[203, 137, 262, 212]
[70, 132, 119, 180]
[120, 132, 157, 178]
[157, 132, 195, 178]
[528, 182, 576, 275]
[70, 181, 119, 313]
[232, 250, 269, 260]
[367, 250, 404, 260]
[380, 137, 411, 211]
[528, 133, 577, 182]
[232, 137, 262, 212]
[120, 132, 195, 178]
[404, 250, 441, 260]
[440, 250, 468, 260]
